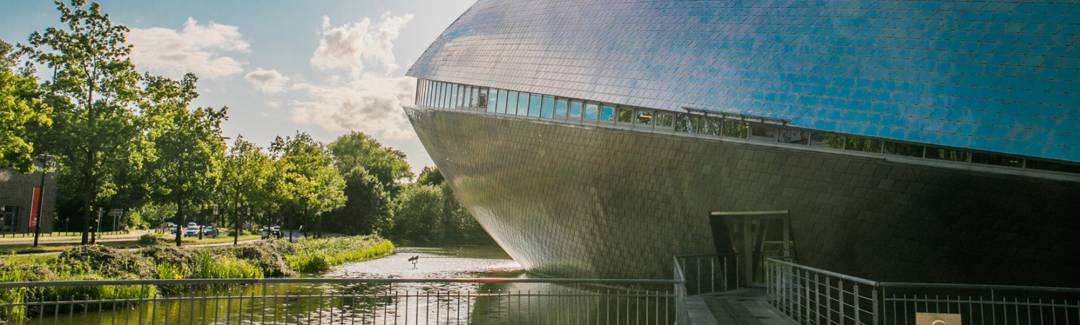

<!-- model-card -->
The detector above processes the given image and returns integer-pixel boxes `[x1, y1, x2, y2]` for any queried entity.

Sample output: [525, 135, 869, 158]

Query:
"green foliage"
[138, 245, 193, 273]
[217, 241, 294, 277]
[25, 0, 147, 238]
[285, 236, 394, 273]
[53, 245, 155, 278]
[324, 166, 392, 236]
[142, 73, 227, 245]
[137, 233, 164, 245]
[220, 136, 279, 232]
[271, 132, 346, 234]
[392, 171, 493, 245]
[131, 202, 176, 228]
[189, 250, 263, 279]
[392, 184, 443, 242]
[287, 253, 331, 273]
[328, 132, 413, 194]
[0, 39, 51, 172]
[0, 235, 392, 317]
[416, 166, 445, 186]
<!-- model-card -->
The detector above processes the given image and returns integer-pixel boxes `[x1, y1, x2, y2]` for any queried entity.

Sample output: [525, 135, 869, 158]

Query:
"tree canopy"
[24, 0, 145, 243]
[0, 40, 51, 172]
[328, 132, 413, 194]
[6, 0, 493, 248]
[141, 73, 227, 245]
[271, 132, 347, 236]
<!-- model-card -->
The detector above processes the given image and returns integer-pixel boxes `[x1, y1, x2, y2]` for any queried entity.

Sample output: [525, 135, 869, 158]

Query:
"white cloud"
[310, 12, 414, 77]
[244, 68, 290, 94]
[290, 75, 416, 140]
[128, 17, 249, 79]
[285, 13, 417, 140]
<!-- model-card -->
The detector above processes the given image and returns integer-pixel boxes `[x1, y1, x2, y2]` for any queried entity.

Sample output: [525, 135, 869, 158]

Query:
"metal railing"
[766, 256, 879, 325]
[672, 254, 738, 296]
[0, 230, 128, 239]
[765, 257, 1080, 325]
[878, 282, 1080, 325]
[0, 277, 680, 325]
[670, 254, 739, 324]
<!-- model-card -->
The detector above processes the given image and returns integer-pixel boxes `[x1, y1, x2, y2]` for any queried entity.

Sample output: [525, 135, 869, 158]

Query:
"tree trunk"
[80, 190, 92, 245]
[83, 67, 97, 245]
[175, 198, 183, 247]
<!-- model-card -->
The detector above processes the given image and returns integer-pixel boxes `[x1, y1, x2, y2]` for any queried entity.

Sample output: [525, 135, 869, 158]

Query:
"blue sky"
[1, 0, 476, 174]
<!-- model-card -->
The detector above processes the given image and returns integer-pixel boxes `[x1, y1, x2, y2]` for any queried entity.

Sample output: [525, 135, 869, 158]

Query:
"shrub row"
[0, 236, 394, 320]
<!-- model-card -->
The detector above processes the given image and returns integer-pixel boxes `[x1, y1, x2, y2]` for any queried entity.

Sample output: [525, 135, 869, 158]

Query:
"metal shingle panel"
[408, 0, 1080, 163]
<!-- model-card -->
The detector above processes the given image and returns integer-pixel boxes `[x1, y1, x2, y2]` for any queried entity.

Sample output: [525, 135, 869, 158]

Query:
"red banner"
[29, 186, 41, 228]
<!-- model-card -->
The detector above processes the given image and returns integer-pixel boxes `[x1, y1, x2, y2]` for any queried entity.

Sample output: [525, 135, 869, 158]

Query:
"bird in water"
[408, 255, 420, 269]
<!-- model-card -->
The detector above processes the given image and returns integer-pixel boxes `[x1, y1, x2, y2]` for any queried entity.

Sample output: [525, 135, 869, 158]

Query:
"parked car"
[261, 225, 282, 239]
[184, 224, 200, 236]
[201, 225, 219, 238]
[161, 222, 177, 234]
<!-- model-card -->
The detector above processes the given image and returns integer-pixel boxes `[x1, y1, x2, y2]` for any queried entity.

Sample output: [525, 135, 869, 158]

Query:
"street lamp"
[32, 154, 54, 247]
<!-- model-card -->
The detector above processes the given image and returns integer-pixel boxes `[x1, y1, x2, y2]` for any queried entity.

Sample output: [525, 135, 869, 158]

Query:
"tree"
[394, 166, 493, 244]
[328, 132, 413, 195]
[324, 166, 392, 236]
[221, 136, 278, 243]
[142, 73, 227, 246]
[24, 0, 144, 244]
[324, 132, 405, 236]
[0, 39, 51, 172]
[416, 166, 444, 186]
[391, 184, 443, 242]
[271, 132, 346, 239]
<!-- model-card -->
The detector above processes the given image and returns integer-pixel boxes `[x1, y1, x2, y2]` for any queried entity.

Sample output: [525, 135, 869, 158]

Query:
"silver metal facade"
[407, 108, 1080, 285]
[408, 0, 1080, 162]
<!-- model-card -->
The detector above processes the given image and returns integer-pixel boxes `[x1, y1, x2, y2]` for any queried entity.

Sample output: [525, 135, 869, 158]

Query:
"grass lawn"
[0, 234, 262, 256]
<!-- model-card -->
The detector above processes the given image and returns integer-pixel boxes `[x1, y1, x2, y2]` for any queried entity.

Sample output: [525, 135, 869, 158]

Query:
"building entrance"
[0, 205, 19, 234]
[709, 210, 795, 286]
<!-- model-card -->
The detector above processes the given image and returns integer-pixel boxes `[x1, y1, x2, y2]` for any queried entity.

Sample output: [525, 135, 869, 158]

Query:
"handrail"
[877, 281, 1080, 293]
[765, 256, 1080, 325]
[0, 277, 680, 288]
[765, 257, 878, 286]
[673, 253, 739, 259]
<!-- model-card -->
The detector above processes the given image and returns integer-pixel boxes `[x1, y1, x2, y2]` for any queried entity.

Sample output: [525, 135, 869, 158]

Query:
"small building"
[0, 169, 57, 234]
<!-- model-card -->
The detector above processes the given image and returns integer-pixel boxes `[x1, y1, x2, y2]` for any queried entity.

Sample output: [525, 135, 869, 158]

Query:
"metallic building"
[405, 0, 1080, 286]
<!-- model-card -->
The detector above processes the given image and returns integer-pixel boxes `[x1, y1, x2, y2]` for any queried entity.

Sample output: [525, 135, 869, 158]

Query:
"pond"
[21, 247, 675, 324]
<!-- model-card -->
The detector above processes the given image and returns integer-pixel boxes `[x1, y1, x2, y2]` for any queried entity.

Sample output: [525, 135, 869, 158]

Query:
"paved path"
[0, 230, 148, 245]
[692, 288, 798, 325]
[12, 239, 263, 256]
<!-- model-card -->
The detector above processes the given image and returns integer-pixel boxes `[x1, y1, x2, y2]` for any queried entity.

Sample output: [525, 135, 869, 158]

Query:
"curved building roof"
[407, 0, 1080, 163]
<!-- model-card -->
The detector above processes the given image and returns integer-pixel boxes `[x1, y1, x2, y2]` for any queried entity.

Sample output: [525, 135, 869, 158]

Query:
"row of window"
[415, 79, 1080, 175]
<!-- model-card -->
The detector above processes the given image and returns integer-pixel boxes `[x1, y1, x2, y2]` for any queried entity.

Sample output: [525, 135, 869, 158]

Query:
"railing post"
[840, 278, 844, 325]
[872, 286, 879, 325]
[805, 269, 811, 322]
[854, 283, 860, 325]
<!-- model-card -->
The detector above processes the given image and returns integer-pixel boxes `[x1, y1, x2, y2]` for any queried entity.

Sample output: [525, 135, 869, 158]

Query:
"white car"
[184, 223, 200, 236]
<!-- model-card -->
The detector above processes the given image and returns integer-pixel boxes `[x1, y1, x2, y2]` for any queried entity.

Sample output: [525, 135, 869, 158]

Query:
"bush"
[217, 241, 294, 277]
[287, 253, 331, 273]
[139, 245, 194, 272]
[43, 273, 157, 302]
[138, 233, 165, 245]
[285, 235, 394, 273]
[54, 245, 155, 278]
[189, 251, 263, 279]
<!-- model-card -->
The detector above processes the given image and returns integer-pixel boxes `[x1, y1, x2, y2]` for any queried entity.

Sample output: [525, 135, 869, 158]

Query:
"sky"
[0, 0, 476, 175]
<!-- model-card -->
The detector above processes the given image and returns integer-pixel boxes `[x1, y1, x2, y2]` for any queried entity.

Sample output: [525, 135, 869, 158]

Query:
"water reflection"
[27, 247, 673, 324]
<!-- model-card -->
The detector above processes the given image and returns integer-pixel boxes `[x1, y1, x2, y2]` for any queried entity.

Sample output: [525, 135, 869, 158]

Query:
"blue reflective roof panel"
[408, 0, 1080, 163]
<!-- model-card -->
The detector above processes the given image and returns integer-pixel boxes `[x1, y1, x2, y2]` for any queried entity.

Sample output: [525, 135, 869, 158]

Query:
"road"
[0, 230, 149, 246]
[9, 238, 264, 256]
